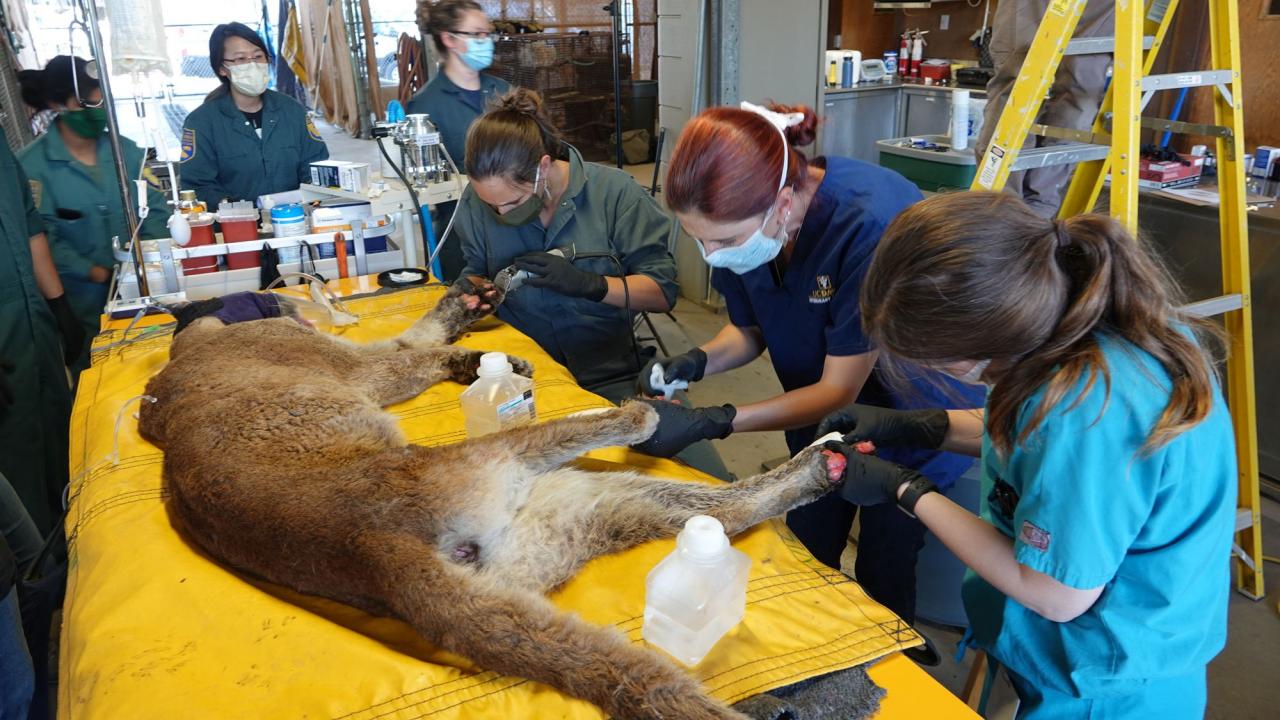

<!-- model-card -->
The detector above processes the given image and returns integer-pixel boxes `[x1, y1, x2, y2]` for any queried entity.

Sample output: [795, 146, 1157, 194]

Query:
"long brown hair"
[665, 102, 819, 223]
[862, 191, 1219, 456]
[464, 88, 564, 184]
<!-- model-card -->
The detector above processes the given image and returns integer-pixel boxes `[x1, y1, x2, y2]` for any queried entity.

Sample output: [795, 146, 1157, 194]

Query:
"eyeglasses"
[223, 52, 269, 66]
[449, 29, 493, 40]
[72, 58, 102, 109]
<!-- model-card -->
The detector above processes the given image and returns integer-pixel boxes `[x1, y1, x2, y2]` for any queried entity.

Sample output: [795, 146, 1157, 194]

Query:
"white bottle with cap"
[642, 515, 751, 666]
[459, 352, 536, 438]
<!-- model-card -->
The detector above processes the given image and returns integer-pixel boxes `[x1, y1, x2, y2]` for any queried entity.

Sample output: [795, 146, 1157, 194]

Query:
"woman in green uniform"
[18, 56, 171, 373]
[455, 89, 729, 479]
[179, 22, 329, 206]
[0, 124, 75, 535]
[408, 0, 510, 279]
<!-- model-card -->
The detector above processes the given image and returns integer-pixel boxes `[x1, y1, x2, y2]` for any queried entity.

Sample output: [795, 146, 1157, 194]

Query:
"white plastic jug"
[460, 352, 536, 438]
[642, 515, 751, 666]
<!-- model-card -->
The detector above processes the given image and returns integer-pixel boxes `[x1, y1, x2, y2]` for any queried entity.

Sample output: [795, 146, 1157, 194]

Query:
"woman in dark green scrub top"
[454, 89, 730, 479]
[179, 22, 329, 206]
[17, 55, 170, 375]
[408, 0, 510, 279]
[0, 123, 75, 536]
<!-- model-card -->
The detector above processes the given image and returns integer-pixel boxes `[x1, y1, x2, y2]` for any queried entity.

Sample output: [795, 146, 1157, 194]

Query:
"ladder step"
[1236, 508, 1253, 533]
[1142, 70, 1233, 91]
[1008, 143, 1110, 171]
[1182, 294, 1243, 318]
[1064, 36, 1157, 56]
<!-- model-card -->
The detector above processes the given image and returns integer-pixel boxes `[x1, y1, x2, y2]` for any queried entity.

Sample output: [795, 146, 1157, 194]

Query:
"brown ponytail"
[464, 88, 565, 184]
[861, 191, 1219, 456]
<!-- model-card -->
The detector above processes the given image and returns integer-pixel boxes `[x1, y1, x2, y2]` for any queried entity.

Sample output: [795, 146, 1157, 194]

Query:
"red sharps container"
[217, 201, 261, 270]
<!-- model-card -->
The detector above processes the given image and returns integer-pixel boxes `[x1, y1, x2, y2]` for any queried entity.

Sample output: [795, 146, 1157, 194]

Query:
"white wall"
[736, 0, 824, 110]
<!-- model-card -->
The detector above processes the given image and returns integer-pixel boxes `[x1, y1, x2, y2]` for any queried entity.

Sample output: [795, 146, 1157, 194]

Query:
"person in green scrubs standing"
[0, 124, 75, 535]
[18, 56, 171, 374]
[408, 0, 510, 280]
[180, 22, 329, 206]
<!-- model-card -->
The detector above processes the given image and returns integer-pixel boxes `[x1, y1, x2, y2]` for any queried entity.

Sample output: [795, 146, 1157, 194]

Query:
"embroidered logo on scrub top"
[1019, 521, 1051, 551]
[306, 117, 322, 142]
[809, 275, 834, 304]
[180, 128, 196, 163]
[28, 179, 42, 208]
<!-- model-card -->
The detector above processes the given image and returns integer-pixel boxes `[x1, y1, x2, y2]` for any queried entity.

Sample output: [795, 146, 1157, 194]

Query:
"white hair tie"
[739, 101, 804, 191]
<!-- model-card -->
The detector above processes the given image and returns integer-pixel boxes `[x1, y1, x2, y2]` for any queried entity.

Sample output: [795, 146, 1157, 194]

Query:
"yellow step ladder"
[972, 0, 1263, 598]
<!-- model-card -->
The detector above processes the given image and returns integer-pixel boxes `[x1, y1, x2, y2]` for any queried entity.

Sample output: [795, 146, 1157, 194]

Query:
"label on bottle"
[496, 390, 536, 427]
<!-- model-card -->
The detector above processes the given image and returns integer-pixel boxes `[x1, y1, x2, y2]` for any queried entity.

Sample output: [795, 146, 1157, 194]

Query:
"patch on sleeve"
[1019, 521, 1051, 552]
[305, 116, 322, 142]
[141, 166, 164, 191]
[180, 128, 196, 163]
[28, 179, 42, 208]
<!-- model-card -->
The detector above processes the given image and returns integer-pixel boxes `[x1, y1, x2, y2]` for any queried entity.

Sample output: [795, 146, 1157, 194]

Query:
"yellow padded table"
[61, 278, 976, 719]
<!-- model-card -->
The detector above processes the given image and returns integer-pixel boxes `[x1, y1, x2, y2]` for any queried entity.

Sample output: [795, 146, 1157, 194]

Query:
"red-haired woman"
[632, 102, 984, 660]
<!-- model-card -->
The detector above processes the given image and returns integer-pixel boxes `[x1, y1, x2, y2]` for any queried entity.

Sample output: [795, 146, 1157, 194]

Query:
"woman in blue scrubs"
[633, 102, 983, 657]
[821, 191, 1235, 717]
[408, 0, 510, 280]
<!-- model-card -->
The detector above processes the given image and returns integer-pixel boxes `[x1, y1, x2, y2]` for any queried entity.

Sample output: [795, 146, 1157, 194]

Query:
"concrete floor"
[319, 123, 1280, 718]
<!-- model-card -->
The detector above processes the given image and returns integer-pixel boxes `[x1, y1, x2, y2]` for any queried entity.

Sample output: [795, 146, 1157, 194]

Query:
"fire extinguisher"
[910, 30, 928, 79]
[898, 31, 910, 77]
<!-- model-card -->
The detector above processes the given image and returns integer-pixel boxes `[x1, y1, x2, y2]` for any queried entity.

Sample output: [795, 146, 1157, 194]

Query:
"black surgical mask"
[493, 166, 548, 227]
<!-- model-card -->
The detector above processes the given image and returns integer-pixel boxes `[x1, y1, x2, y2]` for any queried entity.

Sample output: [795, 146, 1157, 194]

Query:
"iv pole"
[80, 0, 149, 296]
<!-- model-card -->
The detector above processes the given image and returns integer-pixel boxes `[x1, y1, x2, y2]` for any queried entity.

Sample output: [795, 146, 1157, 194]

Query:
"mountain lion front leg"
[462, 401, 659, 473]
[352, 345, 532, 407]
[400, 279, 505, 347]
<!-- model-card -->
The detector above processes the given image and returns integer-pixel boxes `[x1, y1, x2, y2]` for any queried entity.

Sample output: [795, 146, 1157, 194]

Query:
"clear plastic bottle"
[460, 352, 536, 438]
[642, 515, 751, 666]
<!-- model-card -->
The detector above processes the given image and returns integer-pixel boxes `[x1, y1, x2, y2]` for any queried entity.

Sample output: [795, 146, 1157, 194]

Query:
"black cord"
[376, 137, 435, 271]
[572, 251, 642, 376]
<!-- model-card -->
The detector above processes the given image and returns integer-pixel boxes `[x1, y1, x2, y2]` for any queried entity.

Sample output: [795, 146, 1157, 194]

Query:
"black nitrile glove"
[816, 404, 950, 450]
[46, 294, 85, 367]
[513, 252, 608, 301]
[637, 348, 708, 396]
[630, 399, 736, 458]
[823, 440, 926, 507]
[0, 360, 14, 415]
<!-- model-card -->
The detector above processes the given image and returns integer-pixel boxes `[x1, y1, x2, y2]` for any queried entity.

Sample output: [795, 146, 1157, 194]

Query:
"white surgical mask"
[227, 62, 270, 97]
[698, 203, 790, 275]
[940, 359, 991, 386]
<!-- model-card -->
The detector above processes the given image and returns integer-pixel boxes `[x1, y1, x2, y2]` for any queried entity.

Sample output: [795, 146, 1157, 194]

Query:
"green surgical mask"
[493, 166, 548, 226]
[61, 106, 107, 139]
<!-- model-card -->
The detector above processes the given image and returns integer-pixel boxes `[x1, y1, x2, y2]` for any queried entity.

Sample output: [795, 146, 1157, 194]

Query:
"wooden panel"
[838, 0, 898, 56]
[893, 1, 998, 61]
[1155, 0, 1279, 151]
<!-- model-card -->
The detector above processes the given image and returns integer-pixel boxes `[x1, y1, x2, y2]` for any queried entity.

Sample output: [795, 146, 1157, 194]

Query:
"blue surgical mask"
[698, 204, 790, 275]
[460, 37, 494, 71]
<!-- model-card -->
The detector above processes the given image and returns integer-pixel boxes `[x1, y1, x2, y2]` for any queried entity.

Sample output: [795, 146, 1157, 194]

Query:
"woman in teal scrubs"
[18, 55, 170, 373]
[180, 22, 329, 206]
[821, 191, 1236, 718]
[408, 0, 510, 279]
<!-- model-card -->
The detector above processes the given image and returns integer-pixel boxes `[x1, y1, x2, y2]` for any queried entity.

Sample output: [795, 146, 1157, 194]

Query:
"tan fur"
[139, 285, 843, 719]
